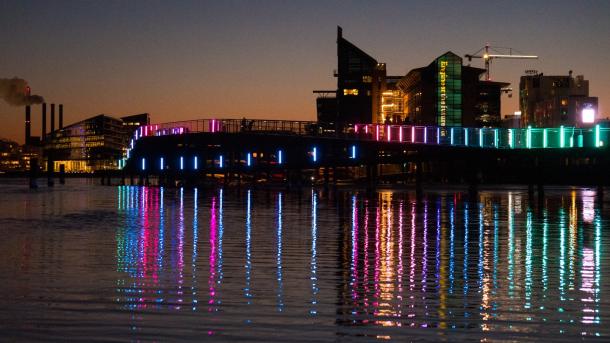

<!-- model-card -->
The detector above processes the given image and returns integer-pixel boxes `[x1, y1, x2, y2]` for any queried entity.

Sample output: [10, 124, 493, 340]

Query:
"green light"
[494, 128, 498, 148]
[560, 126, 565, 148]
[595, 124, 600, 147]
[543, 128, 548, 148]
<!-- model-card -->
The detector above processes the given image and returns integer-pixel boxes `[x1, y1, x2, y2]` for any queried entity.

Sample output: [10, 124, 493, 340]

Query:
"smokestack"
[50, 103, 55, 133]
[42, 103, 47, 139]
[25, 105, 31, 145]
[59, 104, 63, 129]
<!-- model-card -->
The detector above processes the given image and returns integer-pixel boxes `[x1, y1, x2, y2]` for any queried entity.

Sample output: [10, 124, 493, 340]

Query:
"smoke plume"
[0, 77, 44, 106]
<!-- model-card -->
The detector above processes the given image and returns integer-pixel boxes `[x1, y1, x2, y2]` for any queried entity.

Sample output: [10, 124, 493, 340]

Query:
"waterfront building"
[397, 52, 509, 127]
[316, 27, 508, 128]
[519, 71, 598, 127]
[44, 115, 129, 172]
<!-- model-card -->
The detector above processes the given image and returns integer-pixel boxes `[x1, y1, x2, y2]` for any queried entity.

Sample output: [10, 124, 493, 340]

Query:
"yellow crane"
[465, 44, 538, 81]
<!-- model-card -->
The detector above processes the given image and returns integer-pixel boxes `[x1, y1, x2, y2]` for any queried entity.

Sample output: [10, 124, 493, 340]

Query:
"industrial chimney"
[25, 105, 31, 145]
[59, 104, 63, 129]
[42, 103, 47, 140]
[50, 103, 55, 133]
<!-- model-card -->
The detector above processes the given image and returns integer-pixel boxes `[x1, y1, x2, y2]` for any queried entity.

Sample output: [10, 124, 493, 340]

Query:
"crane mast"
[465, 44, 538, 81]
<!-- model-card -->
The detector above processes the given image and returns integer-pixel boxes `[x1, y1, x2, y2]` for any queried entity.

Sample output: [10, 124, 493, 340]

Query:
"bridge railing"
[122, 119, 609, 165]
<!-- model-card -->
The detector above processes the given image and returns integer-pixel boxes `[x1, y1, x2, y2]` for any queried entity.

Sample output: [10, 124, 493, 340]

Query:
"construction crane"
[465, 44, 538, 81]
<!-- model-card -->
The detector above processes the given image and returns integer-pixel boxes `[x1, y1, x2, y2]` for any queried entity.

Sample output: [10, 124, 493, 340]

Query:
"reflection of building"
[44, 115, 135, 172]
[315, 28, 508, 127]
[519, 72, 598, 127]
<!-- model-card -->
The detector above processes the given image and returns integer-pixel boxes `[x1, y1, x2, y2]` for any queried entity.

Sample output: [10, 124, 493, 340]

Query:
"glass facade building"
[44, 115, 130, 172]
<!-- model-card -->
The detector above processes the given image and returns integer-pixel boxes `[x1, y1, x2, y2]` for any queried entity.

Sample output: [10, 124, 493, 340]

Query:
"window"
[362, 75, 372, 83]
[343, 89, 359, 96]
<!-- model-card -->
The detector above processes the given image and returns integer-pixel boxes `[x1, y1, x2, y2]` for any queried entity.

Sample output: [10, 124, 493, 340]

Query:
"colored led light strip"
[219, 155, 223, 168]
[464, 128, 469, 146]
[160, 157, 164, 170]
[560, 126, 565, 148]
[278, 150, 283, 164]
[194, 156, 198, 169]
[180, 156, 184, 170]
[351, 145, 356, 159]
[141, 157, 146, 171]
[313, 147, 317, 162]
[411, 126, 415, 143]
[595, 124, 600, 147]
[399, 126, 403, 142]
[247, 153, 251, 166]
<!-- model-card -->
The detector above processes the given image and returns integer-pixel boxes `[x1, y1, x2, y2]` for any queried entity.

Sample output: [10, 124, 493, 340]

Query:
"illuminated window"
[561, 99, 568, 106]
[362, 75, 372, 83]
[343, 89, 359, 96]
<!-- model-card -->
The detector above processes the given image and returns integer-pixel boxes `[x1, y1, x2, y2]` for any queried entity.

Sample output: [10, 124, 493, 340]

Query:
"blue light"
[350, 145, 356, 159]
[436, 127, 440, 145]
[312, 147, 317, 162]
[219, 155, 223, 168]
[247, 153, 251, 167]
[479, 128, 483, 147]
[180, 156, 184, 170]
[194, 156, 198, 170]
[450, 128, 454, 145]
[464, 128, 469, 146]
[278, 150, 283, 164]
[141, 157, 146, 171]
[160, 157, 164, 170]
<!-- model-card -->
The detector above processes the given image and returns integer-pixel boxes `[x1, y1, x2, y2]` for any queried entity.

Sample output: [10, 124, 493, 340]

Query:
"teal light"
[464, 128, 469, 146]
[508, 129, 513, 148]
[560, 126, 565, 148]
[527, 126, 532, 149]
[543, 128, 548, 148]
[479, 128, 483, 147]
[595, 124, 600, 147]
[494, 128, 498, 148]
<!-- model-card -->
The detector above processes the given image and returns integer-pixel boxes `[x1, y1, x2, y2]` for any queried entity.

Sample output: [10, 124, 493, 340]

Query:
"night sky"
[1, 0, 609, 143]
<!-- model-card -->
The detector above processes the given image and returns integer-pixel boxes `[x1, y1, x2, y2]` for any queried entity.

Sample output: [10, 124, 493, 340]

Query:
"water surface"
[0, 179, 608, 341]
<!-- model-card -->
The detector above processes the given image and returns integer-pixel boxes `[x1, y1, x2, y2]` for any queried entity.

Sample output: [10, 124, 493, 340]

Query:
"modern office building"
[316, 27, 508, 128]
[397, 52, 509, 127]
[44, 115, 130, 172]
[519, 71, 598, 127]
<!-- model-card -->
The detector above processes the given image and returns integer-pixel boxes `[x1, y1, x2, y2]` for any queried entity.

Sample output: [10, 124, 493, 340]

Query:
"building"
[44, 115, 130, 172]
[397, 52, 509, 127]
[316, 28, 508, 128]
[519, 71, 598, 127]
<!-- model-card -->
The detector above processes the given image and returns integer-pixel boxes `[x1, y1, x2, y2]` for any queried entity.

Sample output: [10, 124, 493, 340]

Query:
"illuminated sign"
[439, 60, 448, 126]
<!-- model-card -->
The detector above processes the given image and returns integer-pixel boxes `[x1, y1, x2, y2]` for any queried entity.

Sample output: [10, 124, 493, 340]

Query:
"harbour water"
[0, 179, 608, 341]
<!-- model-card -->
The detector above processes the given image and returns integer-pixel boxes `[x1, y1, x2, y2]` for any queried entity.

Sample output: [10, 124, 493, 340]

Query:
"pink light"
[365, 125, 369, 134]
[399, 126, 403, 142]
[387, 125, 391, 142]
[376, 125, 379, 141]
[211, 119, 216, 133]
[411, 126, 415, 143]
[144, 125, 148, 136]
[354, 124, 359, 133]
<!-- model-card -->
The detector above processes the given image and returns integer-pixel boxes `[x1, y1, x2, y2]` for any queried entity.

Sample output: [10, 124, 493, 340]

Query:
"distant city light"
[194, 156, 198, 169]
[180, 156, 184, 170]
[160, 157, 164, 170]
[514, 111, 522, 116]
[278, 150, 283, 164]
[350, 145, 356, 159]
[247, 153, 251, 167]
[219, 155, 223, 168]
[141, 157, 146, 171]
[312, 147, 318, 162]
[582, 108, 595, 123]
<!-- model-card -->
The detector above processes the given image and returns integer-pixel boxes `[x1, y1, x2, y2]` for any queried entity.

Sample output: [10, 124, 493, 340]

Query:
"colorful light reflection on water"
[0, 181, 608, 341]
